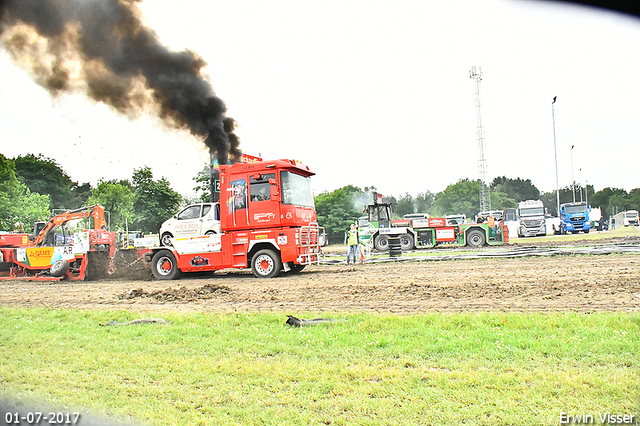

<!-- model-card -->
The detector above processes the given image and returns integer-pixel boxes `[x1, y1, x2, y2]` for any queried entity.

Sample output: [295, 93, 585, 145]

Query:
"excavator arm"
[34, 205, 107, 246]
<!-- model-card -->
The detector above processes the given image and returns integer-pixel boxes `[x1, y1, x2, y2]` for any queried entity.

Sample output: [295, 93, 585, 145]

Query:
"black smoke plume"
[0, 0, 241, 164]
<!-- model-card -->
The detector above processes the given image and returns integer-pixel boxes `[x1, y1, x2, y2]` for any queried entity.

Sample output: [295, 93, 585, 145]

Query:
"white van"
[159, 203, 221, 246]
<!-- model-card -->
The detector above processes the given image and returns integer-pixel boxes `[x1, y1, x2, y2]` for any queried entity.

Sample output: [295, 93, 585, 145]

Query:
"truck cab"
[517, 200, 547, 237]
[147, 159, 324, 279]
[220, 163, 317, 231]
[559, 201, 590, 234]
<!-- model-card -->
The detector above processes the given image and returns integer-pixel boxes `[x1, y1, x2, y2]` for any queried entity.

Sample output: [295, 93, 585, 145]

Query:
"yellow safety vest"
[347, 229, 358, 246]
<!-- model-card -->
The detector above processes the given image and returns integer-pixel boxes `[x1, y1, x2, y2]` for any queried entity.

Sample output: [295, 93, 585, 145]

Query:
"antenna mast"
[470, 66, 491, 212]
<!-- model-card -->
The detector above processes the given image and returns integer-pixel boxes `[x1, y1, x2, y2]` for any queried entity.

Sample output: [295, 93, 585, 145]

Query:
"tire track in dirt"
[0, 253, 639, 313]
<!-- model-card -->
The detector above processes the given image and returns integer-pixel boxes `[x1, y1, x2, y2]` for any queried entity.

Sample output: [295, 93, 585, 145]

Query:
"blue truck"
[559, 201, 590, 234]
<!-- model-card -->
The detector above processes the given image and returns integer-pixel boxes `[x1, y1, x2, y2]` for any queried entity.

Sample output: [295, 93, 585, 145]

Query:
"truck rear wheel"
[400, 234, 414, 250]
[466, 229, 486, 247]
[151, 250, 181, 280]
[252, 249, 282, 278]
[374, 235, 389, 251]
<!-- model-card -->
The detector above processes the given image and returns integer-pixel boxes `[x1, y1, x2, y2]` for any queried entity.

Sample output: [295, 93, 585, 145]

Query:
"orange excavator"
[33, 205, 115, 255]
[0, 204, 116, 281]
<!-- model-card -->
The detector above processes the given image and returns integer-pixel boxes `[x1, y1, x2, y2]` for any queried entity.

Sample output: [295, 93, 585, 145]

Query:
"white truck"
[517, 200, 547, 237]
[611, 210, 639, 229]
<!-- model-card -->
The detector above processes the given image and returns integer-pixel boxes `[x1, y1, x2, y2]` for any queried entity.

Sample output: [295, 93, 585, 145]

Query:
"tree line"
[0, 154, 182, 234]
[1, 153, 638, 242]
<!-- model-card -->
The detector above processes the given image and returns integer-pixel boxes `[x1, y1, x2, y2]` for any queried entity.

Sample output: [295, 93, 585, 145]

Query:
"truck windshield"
[627, 212, 638, 219]
[281, 171, 315, 208]
[564, 205, 587, 214]
[518, 207, 544, 217]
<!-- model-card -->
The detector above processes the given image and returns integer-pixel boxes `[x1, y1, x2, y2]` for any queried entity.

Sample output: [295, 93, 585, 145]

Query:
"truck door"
[248, 173, 279, 228]
[227, 178, 249, 228]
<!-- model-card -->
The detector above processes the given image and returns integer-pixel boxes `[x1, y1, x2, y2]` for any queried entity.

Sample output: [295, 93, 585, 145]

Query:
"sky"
[1, 0, 639, 201]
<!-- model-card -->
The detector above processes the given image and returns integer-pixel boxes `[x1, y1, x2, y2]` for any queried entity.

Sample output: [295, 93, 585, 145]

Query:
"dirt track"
[1, 245, 639, 313]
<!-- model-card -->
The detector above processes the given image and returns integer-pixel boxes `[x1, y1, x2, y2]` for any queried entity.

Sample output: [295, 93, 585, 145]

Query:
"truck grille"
[570, 216, 586, 222]
[523, 219, 543, 227]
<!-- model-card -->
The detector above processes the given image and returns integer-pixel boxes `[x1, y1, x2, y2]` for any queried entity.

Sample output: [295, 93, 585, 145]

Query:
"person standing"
[346, 223, 359, 265]
[487, 213, 496, 238]
[487, 213, 495, 229]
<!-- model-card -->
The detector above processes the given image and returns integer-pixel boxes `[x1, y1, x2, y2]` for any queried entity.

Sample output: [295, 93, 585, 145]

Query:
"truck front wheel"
[252, 249, 282, 278]
[466, 229, 486, 247]
[151, 250, 182, 280]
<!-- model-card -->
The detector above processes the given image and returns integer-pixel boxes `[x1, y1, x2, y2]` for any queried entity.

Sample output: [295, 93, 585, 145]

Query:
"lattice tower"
[469, 66, 491, 212]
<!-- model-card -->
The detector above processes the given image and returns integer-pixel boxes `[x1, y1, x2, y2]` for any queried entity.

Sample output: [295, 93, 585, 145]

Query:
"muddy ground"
[1, 236, 639, 314]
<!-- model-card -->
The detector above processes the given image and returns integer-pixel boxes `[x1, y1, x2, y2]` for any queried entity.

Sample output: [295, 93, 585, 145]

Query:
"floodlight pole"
[579, 168, 583, 202]
[552, 97, 560, 217]
[571, 145, 576, 202]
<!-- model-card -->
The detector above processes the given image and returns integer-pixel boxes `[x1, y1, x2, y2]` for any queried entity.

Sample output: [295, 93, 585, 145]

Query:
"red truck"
[146, 159, 324, 279]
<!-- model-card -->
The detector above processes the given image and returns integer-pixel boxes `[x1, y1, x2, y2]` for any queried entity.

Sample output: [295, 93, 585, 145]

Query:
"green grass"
[1, 309, 639, 425]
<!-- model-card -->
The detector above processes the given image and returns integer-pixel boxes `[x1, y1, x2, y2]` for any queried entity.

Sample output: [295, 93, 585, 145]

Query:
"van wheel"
[161, 232, 174, 247]
[252, 249, 282, 278]
[151, 250, 181, 280]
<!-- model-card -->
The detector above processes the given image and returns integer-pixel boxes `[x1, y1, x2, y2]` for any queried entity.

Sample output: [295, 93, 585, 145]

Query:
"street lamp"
[570, 144, 576, 202]
[552, 97, 560, 217]
[579, 168, 583, 202]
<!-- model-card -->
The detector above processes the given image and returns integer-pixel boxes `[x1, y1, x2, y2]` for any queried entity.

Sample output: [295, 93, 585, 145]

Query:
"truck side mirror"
[269, 178, 279, 201]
